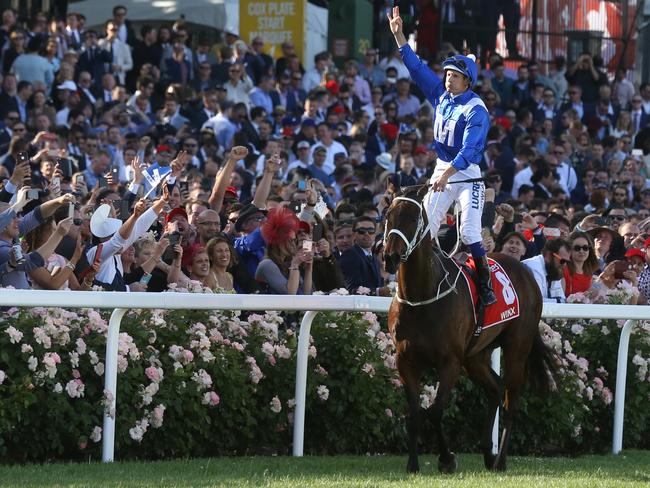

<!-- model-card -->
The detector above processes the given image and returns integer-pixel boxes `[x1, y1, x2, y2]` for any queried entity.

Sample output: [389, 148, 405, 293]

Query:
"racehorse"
[383, 185, 557, 473]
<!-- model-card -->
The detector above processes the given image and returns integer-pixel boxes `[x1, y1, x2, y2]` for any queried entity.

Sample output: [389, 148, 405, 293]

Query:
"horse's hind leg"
[432, 358, 462, 474]
[493, 348, 527, 471]
[464, 349, 503, 470]
[397, 355, 423, 473]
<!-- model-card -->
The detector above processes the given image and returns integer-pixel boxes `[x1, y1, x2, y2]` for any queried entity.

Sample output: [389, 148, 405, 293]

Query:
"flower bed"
[0, 287, 649, 462]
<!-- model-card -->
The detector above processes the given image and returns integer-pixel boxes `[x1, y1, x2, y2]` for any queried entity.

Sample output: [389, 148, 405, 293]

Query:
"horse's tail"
[527, 332, 559, 393]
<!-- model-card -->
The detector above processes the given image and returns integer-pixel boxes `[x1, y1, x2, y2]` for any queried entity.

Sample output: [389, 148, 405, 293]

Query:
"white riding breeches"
[422, 160, 484, 245]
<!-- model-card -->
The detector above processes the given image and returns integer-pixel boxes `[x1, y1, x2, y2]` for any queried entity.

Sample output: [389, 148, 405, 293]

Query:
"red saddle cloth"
[454, 256, 521, 329]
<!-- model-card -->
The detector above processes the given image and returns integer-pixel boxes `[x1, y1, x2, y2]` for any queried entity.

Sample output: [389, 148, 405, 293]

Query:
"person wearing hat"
[232, 154, 279, 277]
[255, 206, 313, 295]
[86, 187, 170, 291]
[498, 231, 529, 261]
[389, 6, 496, 305]
[587, 224, 624, 273]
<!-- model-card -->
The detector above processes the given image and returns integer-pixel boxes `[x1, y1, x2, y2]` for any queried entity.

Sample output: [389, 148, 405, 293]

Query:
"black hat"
[235, 204, 267, 232]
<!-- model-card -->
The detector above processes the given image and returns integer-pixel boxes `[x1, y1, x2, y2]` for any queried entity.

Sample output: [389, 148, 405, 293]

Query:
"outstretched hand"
[387, 6, 403, 36]
[387, 6, 407, 47]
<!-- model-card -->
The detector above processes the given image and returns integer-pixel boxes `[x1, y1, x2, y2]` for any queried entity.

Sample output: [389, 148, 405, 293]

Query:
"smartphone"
[542, 227, 561, 237]
[594, 217, 608, 227]
[614, 260, 631, 280]
[68, 202, 75, 219]
[289, 201, 302, 214]
[178, 180, 189, 198]
[110, 165, 120, 180]
[302, 240, 313, 252]
[312, 221, 323, 242]
[98, 176, 108, 188]
[74, 173, 85, 185]
[60, 158, 74, 180]
[118, 200, 131, 221]
[27, 189, 41, 200]
[632, 149, 644, 158]
[17, 151, 31, 185]
[513, 214, 523, 224]
[297, 180, 307, 191]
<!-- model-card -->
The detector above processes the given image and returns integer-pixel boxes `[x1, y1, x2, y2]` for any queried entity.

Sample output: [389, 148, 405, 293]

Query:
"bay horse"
[383, 185, 556, 473]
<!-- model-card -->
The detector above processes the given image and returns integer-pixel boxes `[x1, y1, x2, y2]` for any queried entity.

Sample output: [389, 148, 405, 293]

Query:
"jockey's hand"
[432, 166, 457, 192]
[432, 174, 449, 192]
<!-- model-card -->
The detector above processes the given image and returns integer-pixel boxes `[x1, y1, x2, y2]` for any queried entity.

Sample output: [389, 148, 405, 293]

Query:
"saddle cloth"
[453, 256, 521, 329]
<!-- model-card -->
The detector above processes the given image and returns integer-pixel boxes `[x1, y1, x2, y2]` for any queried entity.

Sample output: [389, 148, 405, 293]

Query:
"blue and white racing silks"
[399, 44, 489, 173]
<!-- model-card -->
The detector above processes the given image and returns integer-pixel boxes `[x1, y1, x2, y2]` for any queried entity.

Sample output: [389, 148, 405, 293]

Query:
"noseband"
[383, 196, 428, 262]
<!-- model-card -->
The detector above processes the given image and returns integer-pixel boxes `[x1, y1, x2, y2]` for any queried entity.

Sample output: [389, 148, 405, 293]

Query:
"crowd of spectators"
[1, 5, 650, 306]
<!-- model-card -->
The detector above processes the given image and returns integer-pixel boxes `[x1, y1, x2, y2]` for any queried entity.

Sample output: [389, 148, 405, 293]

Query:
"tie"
[634, 112, 640, 132]
[89, 47, 94, 63]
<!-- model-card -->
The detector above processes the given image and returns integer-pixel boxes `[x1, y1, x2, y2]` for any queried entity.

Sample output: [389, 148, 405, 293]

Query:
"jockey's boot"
[475, 255, 497, 306]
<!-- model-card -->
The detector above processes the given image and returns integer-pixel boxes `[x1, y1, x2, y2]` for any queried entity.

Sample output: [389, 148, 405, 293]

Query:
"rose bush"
[0, 283, 648, 462]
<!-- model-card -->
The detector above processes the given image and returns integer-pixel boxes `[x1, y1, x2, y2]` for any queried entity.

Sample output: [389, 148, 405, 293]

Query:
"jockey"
[388, 7, 496, 306]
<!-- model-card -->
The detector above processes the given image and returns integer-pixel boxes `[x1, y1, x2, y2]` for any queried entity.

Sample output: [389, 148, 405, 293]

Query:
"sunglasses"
[610, 215, 626, 221]
[572, 245, 590, 252]
[552, 253, 570, 265]
[355, 227, 375, 235]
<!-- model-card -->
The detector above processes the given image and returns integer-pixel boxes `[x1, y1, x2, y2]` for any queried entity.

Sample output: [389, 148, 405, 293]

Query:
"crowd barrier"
[0, 290, 647, 461]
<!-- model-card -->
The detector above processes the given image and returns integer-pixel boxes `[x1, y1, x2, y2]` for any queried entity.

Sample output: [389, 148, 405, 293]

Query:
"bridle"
[384, 194, 462, 306]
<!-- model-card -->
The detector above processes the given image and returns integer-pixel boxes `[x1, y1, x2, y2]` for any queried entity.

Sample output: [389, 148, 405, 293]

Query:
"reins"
[386, 192, 463, 307]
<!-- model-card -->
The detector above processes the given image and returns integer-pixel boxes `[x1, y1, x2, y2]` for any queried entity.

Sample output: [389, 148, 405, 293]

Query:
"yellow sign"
[240, 0, 305, 61]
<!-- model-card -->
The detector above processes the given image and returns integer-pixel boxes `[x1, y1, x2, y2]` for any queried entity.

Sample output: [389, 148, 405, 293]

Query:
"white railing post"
[612, 319, 636, 454]
[491, 347, 501, 455]
[293, 310, 318, 457]
[102, 308, 128, 463]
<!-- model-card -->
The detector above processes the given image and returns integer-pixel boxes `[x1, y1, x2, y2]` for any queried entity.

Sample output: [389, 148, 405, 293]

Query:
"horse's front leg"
[397, 355, 423, 473]
[432, 359, 461, 474]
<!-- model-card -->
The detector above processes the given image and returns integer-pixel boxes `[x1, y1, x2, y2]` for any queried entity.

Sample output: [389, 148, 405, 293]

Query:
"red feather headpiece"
[261, 207, 299, 245]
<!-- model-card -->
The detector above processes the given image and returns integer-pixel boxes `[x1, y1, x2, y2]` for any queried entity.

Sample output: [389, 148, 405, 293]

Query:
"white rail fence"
[0, 291, 647, 462]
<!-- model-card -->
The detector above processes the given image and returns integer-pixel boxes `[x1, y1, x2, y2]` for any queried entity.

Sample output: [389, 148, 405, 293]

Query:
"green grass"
[0, 452, 648, 487]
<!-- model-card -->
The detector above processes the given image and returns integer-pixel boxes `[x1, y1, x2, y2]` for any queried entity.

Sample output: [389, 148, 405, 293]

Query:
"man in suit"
[98, 20, 133, 86]
[76, 30, 112, 90]
[248, 37, 274, 85]
[630, 95, 649, 134]
[339, 216, 390, 295]
[111, 5, 136, 47]
[189, 89, 219, 131]
[559, 85, 595, 123]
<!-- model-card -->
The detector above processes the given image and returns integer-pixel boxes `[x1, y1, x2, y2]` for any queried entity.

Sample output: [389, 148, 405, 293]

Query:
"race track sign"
[240, 0, 306, 62]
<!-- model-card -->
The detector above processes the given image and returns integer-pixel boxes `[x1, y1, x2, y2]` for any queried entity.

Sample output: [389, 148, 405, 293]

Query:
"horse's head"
[383, 185, 430, 274]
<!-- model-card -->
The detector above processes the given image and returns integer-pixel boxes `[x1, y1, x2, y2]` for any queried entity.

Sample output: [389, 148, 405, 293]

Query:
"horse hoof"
[438, 452, 458, 474]
[491, 456, 507, 472]
[484, 453, 497, 470]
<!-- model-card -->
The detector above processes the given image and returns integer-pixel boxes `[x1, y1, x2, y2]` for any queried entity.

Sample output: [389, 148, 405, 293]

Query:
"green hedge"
[0, 287, 649, 462]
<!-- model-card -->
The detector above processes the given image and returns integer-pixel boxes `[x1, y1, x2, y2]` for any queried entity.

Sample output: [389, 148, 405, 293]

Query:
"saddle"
[451, 254, 521, 336]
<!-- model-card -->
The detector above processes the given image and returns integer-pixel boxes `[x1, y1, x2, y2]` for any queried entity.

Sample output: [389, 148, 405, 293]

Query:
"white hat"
[90, 204, 122, 238]
[57, 80, 77, 91]
[376, 152, 395, 173]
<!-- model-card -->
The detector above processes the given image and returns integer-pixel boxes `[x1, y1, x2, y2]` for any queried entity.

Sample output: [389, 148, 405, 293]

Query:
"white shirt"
[555, 161, 578, 195]
[512, 166, 533, 198]
[522, 254, 565, 303]
[309, 140, 348, 175]
[86, 208, 159, 287]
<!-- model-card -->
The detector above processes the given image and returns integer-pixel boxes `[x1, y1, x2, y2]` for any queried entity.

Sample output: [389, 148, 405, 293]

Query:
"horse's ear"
[417, 184, 431, 199]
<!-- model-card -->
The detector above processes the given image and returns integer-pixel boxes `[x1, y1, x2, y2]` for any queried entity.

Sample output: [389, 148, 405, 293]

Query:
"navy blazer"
[339, 244, 383, 293]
